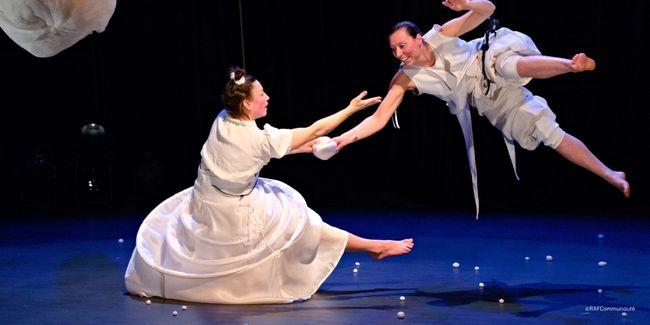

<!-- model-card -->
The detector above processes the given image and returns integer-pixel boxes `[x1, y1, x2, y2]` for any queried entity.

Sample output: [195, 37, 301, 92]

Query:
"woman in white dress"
[124, 67, 414, 304]
[333, 0, 629, 216]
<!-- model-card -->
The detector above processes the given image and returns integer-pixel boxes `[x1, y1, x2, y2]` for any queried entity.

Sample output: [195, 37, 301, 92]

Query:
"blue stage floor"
[1, 211, 648, 324]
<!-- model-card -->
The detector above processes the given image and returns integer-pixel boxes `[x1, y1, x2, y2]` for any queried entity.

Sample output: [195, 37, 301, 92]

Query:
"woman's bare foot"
[371, 239, 414, 260]
[570, 53, 596, 72]
[606, 171, 630, 198]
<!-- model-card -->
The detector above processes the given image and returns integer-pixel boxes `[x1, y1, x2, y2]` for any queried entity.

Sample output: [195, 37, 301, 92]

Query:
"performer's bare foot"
[570, 53, 596, 72]
[371, 239, 414, 260]
[606, 171, 630, 198]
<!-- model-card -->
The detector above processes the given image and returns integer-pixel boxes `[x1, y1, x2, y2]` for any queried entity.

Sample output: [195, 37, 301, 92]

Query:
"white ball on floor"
[355, 262, 360, 267]
[353, 268, 358, 273]
[598, 288, 603, 293]
[524, 256, 530, 260]
[172, 311, 178, 316]
[399, 296, 405, 301]
[145, 300, 151, 305]
[479, 282, 485, 288]
[396, 311, 405, 319]
[498, 298, 504, 304]
[597, 234, 604, 239]
[118, 238, 124, 243]
[598, 261, 607, 267]
[452, 262, 460, 268]
[474, 266, 480, 271]
[622, 312, 628, 317]
[182, 305, 187, 310]
[545, 255, 553, 262]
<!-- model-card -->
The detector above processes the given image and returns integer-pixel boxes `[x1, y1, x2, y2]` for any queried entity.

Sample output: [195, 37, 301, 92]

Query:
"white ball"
[353, 268, 358, 273]
[498, 298, 505, 304]
[545, 255, 553, 262]
[474, 266, 480, 271]
[597, 261, 607, 267]
[172, 311, 178, 316]
[182, 305, 187, 310]
[597, 234, 604, 239]
[355, 262, 361, 267]
[145, 300, 151, 305]
[478, 282, 485, 288]
[396, 311, 405, 319]
[524, 256, 530, 260]
[452, 262, 460, 268]
[622, 312, 628, 317]
[399, 296, 406, 301]
[118, 238, 124, 243]
[597, 288, 603, 293]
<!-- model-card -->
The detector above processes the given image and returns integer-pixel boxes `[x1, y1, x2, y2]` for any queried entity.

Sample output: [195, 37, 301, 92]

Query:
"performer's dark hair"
[222, 67, 256, 119]
[391, 21, 421, 37]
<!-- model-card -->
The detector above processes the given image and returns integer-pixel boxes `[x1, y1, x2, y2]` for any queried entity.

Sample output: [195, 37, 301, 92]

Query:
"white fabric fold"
[0, 0, 116, 57]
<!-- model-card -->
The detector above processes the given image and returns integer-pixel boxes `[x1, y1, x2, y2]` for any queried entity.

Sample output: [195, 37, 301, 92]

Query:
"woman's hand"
[441, 0, 471, 12]
[332, 134, 358, 152]
[348, 90, 382, 113]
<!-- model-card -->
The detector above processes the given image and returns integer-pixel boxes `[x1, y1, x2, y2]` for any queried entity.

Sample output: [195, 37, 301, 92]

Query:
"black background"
[1, 0, 648, 218]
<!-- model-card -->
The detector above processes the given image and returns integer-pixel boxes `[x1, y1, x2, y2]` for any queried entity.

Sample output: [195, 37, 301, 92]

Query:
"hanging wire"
[238, 0, 246, 68]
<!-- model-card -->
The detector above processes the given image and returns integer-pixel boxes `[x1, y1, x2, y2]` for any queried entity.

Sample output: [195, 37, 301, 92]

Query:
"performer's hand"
[441, 0, 470, 12]
[332, 134, 357, 152]
[348, 90, 382, 113]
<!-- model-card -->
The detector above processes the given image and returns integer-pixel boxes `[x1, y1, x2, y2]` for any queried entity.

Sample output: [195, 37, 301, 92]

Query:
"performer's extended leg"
[555, 133, 630, 197]
[345, 234, 414, 260]
[517, 53, 596, 79]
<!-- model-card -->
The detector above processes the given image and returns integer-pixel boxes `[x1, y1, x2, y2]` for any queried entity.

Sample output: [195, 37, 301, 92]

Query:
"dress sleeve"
[422, 24, 463, 51]
[260, 124, 293, 159]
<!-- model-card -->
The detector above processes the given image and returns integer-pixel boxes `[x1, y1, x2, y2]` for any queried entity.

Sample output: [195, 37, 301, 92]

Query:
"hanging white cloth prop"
[0, 0, 116, 57]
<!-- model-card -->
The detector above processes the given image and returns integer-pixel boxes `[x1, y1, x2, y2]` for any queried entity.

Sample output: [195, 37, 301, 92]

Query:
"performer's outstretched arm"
[438, 0, 495, 37]
[333, 72, 412, 151]
[289, 91, 381, 151]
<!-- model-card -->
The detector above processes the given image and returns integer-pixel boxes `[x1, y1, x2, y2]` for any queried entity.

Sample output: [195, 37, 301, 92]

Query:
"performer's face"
[389, 28, 422, 66]
[244, 81, 269, 119]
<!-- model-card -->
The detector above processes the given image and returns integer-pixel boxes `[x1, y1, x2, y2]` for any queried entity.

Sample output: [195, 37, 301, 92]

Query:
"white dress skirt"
[124, 110, 348, 304]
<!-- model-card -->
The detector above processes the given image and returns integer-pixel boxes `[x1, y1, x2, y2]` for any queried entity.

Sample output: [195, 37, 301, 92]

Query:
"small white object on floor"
[452, 262, 460, 268]
[545, 255, 553, 262]
[598, 261, 607, 267]
[598, 288, 603, 293]
[498, 299, 504, 304]
[396, 311, 405, 319]
[597, 234, 604, 239]
[118, 238, 124, 243]
[622, 312, 628, 317]
[399, 296, 405, 301]
[312, 137, 338, 160]
[524, 256, 530, 260]
[353, 268, 358, 273]
[474, 266, 480, 271]
[182, 305, 187, 311]
[172, 311, 178, 316]
[355, 262, 360, 267]
[479, 282, 485, 288]
[145, 300, 151, 305]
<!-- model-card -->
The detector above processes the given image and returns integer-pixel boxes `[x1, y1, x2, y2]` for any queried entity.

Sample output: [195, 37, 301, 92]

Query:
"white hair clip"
[230, 71, 246, 85]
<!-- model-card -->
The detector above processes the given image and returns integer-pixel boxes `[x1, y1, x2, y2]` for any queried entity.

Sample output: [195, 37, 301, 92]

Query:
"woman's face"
[244, 80, 269, 119]
[389, 28, 422, 66]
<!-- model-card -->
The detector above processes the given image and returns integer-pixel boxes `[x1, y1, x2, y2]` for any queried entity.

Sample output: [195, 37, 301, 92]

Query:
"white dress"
[124, 110, 348, 304]
[401, 25, 566, 217]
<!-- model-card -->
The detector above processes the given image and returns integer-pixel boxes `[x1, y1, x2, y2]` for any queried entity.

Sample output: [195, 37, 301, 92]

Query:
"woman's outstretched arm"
[332, 72, 413, 151]
[289, 91, 381, 151]
[438, 0, 495, 37]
